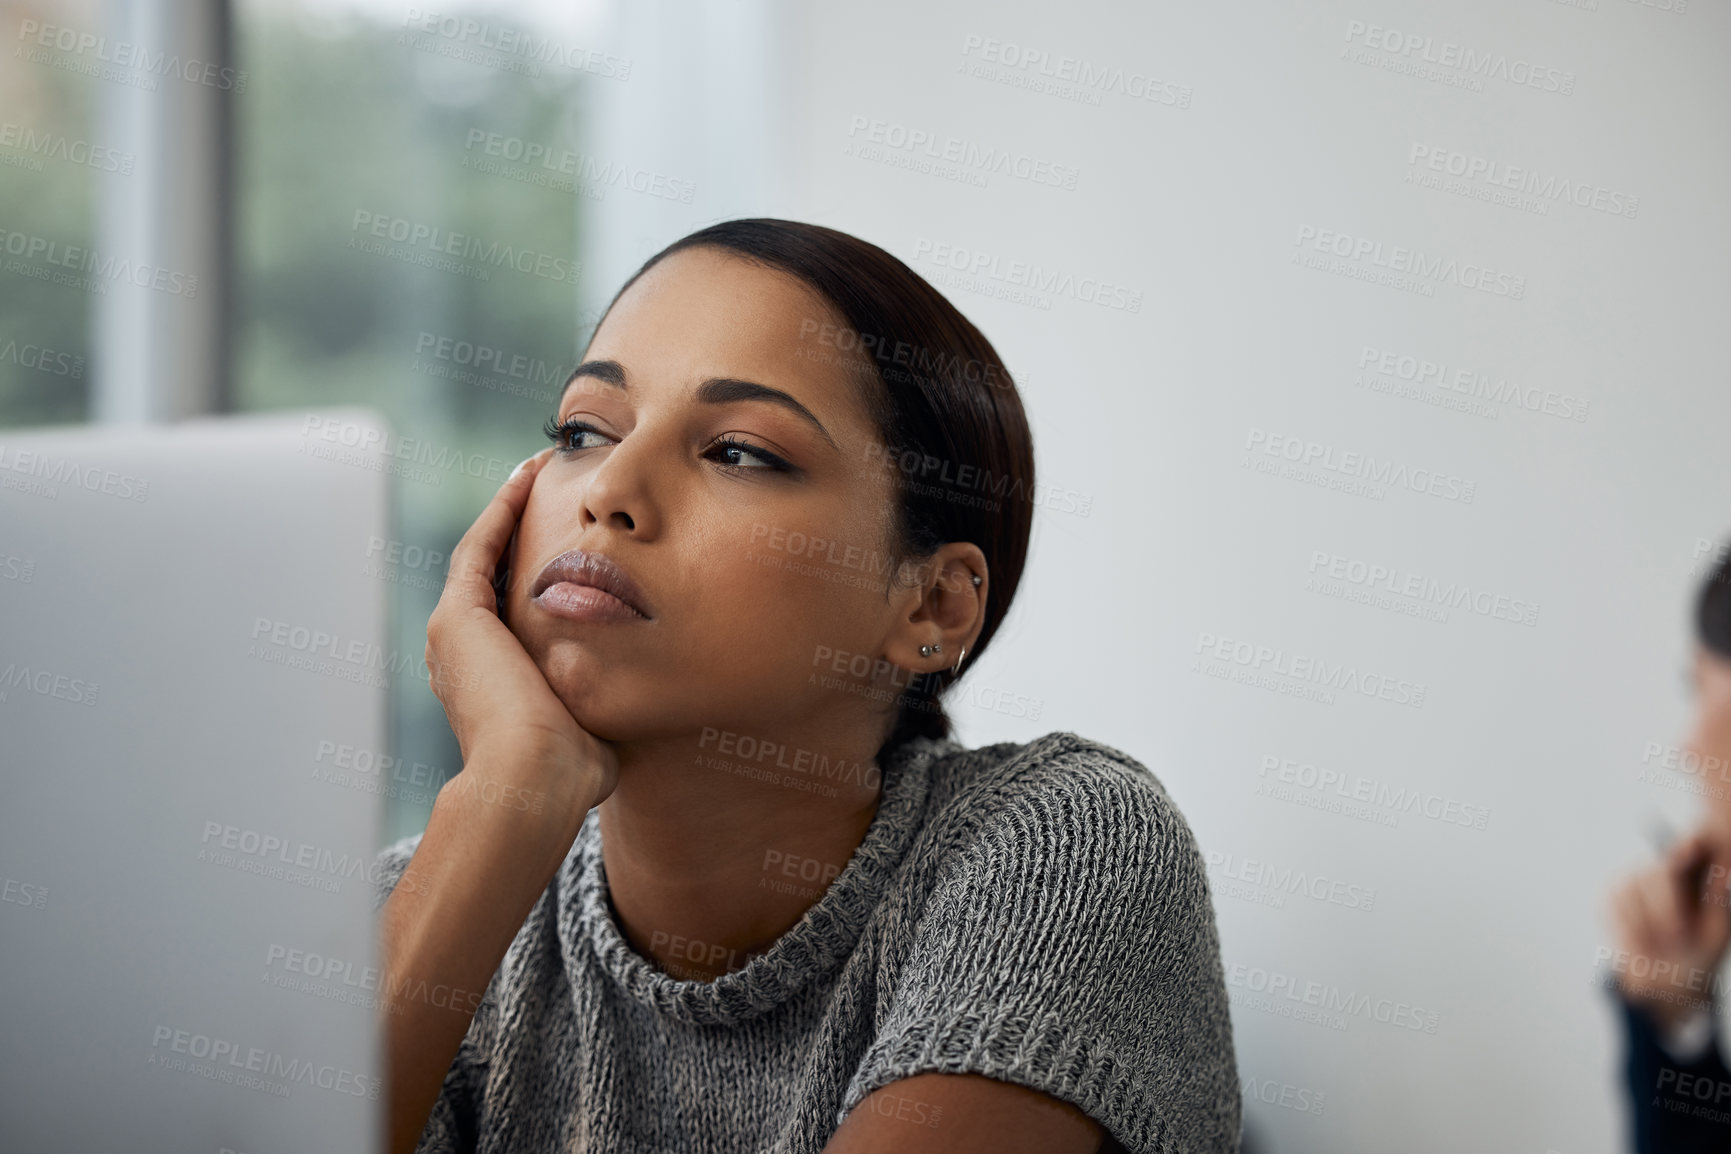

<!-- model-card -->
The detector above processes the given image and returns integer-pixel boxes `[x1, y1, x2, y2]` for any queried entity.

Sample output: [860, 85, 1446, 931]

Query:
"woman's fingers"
[424, 448, 553, 703]
[1609, 882, 1644, 949]
[1647, 866, 1692, 946]
[1670, 831, 1711, 873]
[440, 449, 554, 613]
[1629, 871, 1672, 951]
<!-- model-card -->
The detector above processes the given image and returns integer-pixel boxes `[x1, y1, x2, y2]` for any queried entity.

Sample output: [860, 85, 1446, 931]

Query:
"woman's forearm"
[379, 752, 597, 1154]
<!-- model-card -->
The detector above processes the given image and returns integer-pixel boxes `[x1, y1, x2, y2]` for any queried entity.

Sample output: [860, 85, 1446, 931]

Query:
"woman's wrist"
[436, 745, 603, 850]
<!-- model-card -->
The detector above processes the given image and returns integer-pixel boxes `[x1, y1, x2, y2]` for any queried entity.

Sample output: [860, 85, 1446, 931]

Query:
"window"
[0, 0, 103, 426]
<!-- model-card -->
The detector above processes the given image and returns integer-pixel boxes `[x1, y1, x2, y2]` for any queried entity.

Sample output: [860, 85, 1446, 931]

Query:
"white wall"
[584, 1, 1731, 1148]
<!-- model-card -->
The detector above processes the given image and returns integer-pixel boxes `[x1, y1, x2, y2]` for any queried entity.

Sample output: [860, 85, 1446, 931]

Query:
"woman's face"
[503, 246, 923, 745]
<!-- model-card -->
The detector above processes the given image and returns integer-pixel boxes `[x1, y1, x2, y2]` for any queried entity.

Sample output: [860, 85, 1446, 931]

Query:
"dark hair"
[591, 219, 1036, 762]
[1699, 543, 1731, 660]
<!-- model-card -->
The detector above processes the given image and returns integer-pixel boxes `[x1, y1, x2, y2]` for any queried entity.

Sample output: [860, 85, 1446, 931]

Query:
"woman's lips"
[529, 549, 653, 621]
[534, 581, 648, 624]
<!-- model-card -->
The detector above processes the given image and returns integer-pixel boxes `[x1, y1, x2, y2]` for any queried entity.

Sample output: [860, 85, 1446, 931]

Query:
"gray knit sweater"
[372, 730, 1241, 1153]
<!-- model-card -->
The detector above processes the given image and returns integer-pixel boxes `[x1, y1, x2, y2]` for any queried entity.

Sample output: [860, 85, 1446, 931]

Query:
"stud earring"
[919, 643, 944, 658]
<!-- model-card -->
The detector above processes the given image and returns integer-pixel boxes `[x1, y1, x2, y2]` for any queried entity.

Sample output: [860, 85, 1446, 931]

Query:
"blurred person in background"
[1607, 545, 1731, 1152]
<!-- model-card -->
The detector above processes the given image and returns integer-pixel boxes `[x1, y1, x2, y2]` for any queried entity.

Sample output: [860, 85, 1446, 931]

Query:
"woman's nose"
[573, 432, 660, 537]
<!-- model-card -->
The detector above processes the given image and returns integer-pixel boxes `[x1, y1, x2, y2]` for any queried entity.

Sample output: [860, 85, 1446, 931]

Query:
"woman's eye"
[543, 417, 612, 453]
[542, 416, 793, 474]
[708, 438, 790, 472]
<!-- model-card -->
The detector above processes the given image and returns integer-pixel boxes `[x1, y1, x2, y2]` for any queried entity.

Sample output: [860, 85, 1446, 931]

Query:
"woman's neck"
[595, 726, 887, 982]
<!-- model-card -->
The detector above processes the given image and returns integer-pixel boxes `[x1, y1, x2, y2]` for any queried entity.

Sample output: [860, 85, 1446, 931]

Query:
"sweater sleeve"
[373, 833, 495, 1154]
[838, 739, 1242, 1154]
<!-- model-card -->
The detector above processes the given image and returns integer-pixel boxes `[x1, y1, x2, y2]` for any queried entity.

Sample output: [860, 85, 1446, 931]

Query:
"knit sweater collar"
[564, 734, 958, 1027]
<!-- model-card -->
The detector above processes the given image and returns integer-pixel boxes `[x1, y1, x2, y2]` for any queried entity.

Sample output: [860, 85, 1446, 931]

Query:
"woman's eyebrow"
[561, 360, 837, 450]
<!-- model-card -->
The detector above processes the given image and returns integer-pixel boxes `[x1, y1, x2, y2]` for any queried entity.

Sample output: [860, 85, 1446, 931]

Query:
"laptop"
[0, 410, 394, 1153]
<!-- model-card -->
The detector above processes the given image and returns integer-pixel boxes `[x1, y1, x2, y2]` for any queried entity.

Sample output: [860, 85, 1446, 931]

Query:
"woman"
[374, 219, 1241, 1154]
[1607, 545, 1731, 1152]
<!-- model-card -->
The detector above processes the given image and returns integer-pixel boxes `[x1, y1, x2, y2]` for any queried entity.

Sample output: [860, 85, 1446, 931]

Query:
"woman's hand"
[424, 447, 619, 821]
[1608, 827, 1731, 1032]
[384, 449, 618, 1154]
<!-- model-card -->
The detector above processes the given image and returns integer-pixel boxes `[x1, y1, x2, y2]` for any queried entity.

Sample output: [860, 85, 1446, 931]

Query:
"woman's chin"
[540, 670, 603, 720]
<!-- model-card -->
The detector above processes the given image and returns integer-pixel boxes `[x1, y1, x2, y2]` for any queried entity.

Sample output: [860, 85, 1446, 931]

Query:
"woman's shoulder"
[859, 733, 1239, 1152]
[925, 730, 1193, 847]
[915, 730, 1211, 917]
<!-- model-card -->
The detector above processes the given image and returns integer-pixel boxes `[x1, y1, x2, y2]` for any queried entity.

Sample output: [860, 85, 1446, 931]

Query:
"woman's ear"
[881, 542, 988, 675]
